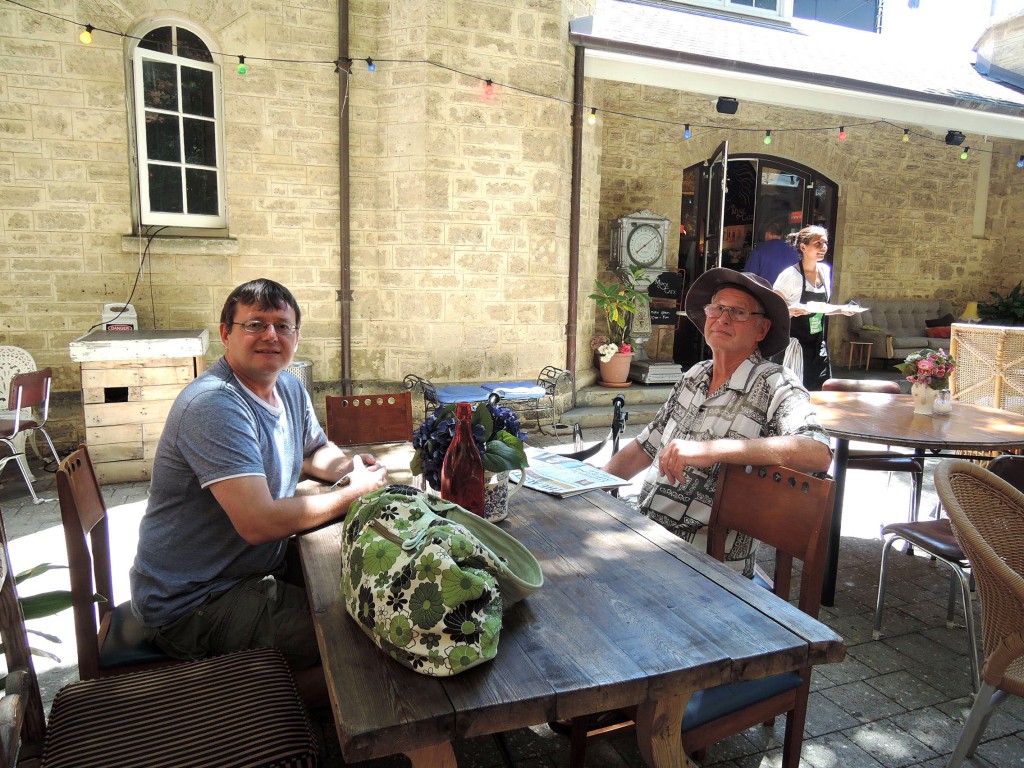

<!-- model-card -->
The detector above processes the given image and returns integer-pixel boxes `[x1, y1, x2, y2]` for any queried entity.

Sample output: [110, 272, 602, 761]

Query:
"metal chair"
[822, 377, 925, 522]
[566, 464, 836, 768]
[935, 459, 1024, 767]
[0, 368, 61, 504]
[325, 391, 413, 446]
[559, 395, 627, 462]
[0, 346, 39, 475]
[872, 455, 1024, 695]
[0, 512, 319, 768]
[56, 445, 174, 680]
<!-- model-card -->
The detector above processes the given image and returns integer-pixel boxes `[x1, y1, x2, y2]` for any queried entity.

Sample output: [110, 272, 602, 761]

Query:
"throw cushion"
[926, 326, 952, 338]
[925, 313, 955, 328]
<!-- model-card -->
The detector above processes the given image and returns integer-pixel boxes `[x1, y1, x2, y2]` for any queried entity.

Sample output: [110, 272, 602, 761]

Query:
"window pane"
[757, 166, 804, 241]
[181, 67, 214, 117]
[183, 118, 216, 165]
[140, 27, 172, 55]
[176, 28, 212, 62]
[186, 169, 218, 215]
[143, 60, 178, 111]
[145, 113, 181, 162]
[149, 165, 183, 213]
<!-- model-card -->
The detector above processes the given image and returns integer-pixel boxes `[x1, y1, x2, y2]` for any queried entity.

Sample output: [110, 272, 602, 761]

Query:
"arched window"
[128, 22, 225, 229]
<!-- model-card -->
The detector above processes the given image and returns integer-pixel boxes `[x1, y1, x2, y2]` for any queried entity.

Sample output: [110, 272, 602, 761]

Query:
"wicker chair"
[935, 459, 1024, 767]
[950, 323, 1024, 416]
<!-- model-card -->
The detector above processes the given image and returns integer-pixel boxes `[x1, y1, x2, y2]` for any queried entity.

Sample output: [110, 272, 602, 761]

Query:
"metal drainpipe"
[338, 0, 353, 395]
[567, 45, 585, 406]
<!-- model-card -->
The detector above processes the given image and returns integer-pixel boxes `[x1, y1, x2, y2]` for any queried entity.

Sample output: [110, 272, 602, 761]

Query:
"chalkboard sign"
[648, 272, 682, 301]
[650, 307, 677, 326]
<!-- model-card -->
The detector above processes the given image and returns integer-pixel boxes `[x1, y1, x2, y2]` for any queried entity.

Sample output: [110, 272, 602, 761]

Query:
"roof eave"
[570, 21, 1024, 141]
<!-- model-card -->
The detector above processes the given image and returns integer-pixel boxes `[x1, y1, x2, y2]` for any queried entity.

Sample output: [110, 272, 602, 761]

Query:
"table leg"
[405, 741, 457, 768]
[822, 438, 849, 607]
[635, 692, 697, 768]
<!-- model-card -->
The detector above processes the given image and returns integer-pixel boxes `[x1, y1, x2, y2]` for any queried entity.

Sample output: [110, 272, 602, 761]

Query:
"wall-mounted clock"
[610, 210, 670, 284]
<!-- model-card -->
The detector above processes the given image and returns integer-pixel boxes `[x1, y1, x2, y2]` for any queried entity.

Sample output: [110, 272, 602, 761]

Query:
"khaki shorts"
[150, 548, 320, 670]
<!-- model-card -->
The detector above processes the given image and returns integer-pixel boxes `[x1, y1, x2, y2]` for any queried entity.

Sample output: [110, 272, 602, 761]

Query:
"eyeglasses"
[229, 320, 299, 336]
[704, 303, 765, 323]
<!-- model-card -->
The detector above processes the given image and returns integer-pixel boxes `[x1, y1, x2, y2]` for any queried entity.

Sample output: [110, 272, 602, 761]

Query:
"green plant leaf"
[482, 440, 528, 473]
[30, 647, 61, 663]
[18, 590, 75, 621]
[27, 628, 62, 645]
[15, 563, 68, 584]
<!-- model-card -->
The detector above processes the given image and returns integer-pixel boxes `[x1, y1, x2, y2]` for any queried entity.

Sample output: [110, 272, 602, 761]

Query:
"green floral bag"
[340, 485, 543, 677]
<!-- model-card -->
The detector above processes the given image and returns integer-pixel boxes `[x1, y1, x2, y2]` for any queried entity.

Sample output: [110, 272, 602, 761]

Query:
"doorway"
[674, 150, 839, 367]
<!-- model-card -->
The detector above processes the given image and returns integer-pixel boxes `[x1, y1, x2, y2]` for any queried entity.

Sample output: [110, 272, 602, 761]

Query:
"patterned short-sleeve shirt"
[636, 353, 831, 576]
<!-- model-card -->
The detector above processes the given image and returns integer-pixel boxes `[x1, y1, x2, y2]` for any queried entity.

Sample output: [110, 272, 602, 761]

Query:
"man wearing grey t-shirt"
[130, 278, 387, 705]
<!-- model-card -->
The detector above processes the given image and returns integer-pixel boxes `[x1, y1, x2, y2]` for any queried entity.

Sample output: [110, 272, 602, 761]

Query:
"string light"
[961, 147, 970, 160]
[16, 2, 1024, 173]
[587, 108, 597, 125]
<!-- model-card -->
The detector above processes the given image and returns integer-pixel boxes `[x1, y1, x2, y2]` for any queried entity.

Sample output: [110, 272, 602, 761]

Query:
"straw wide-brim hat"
[684, 268, 791, 358]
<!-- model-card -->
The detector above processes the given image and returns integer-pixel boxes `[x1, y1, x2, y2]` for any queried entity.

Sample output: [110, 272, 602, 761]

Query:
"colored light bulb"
[366, 57, 375, 72]
[236, 56, 247, 75]
[763, 130, 772, 145]
[588, 108, 596, 125]
[684, 124, 691, 139]
[79, 25, 93, 45]
[838, 126, 846, 141]
[903, 129, 910, 142]
[960, 147, 969, 160]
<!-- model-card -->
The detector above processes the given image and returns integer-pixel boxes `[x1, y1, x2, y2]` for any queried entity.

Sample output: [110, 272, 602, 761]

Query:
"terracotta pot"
[598, 352, 633, 387]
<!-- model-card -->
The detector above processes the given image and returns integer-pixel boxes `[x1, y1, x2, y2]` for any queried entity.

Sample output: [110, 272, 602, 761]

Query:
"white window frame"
[668, 0, 793, 22]
[128, 22, 226, 230]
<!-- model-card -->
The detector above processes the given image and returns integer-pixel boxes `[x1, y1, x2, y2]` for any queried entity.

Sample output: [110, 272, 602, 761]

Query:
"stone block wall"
[594, 80, 1024, 362]
[1, 0, 598, 450]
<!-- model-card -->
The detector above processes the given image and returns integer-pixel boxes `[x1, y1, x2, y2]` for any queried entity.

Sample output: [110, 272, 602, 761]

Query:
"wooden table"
[810, 391, 1024, 606]
[300, 478, 846, 768]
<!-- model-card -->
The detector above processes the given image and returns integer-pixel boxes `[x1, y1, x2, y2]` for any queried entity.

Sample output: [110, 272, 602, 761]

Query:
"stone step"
[558, 384, 672, 429]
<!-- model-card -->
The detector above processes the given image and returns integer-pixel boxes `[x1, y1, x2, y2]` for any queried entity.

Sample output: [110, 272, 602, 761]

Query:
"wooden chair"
[0, 513, 319, 768]
[0, 368, 61, 505]
[822, 378, 924, 522]
[935, 459, 1024, 767]
[55, 445, 174, 680]
[567, 463, 835, 768]
[325, 391, 413, 446]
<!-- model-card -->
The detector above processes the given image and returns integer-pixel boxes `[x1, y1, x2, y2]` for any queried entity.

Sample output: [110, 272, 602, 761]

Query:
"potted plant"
[895, 348, 956, 415]
[978, 281, 1024, 326]
[589, 266, 650, 386]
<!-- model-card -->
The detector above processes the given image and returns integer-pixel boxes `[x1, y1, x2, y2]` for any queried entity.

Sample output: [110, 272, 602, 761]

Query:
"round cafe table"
[810, 390, 1024, 606]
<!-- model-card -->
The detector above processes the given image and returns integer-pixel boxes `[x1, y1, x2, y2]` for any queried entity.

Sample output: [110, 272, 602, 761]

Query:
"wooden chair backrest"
[326, 391, 413, 446]
[5, 368, 52, 428]
[55, 445, 113, 681]
[708, 464, 835, 618]
[0, 514, 47, 767]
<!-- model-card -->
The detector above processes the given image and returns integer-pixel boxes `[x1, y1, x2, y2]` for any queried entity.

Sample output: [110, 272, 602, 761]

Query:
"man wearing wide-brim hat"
[602, 268, 833, 576]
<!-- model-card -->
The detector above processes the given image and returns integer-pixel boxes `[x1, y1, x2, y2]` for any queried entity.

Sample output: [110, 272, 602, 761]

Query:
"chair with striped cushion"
[0, 512, 319, 768]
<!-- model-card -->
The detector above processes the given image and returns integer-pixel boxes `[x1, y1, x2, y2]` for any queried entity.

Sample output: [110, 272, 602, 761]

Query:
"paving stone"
[863, 670, 948, 710]
[819, 680, 907, 723]
[803, 690, 862, 736]
[800, 732, 886, 767]
[846, 638, 920, 676]
[841, 719, 938, 767]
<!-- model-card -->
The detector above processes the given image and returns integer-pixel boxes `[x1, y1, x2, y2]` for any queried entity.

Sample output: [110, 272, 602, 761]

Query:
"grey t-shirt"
[130, 357, 327, 627]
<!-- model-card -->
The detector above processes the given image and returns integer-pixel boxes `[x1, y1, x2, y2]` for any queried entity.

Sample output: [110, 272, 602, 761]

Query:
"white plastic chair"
[0, 346, 38, 480]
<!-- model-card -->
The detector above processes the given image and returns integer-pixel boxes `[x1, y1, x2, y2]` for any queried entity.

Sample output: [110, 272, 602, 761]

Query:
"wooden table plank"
[300, 456, 846, 766]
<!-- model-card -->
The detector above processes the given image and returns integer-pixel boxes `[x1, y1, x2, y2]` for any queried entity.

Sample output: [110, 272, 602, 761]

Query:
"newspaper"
[510, 448, 630, 498]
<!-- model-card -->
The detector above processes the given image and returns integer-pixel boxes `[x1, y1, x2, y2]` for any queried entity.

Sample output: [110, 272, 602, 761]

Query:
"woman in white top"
[773, 226, 852, 391]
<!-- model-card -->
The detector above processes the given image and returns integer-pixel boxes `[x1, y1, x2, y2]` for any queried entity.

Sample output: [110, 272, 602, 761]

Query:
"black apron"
[789, 267, 830, 391]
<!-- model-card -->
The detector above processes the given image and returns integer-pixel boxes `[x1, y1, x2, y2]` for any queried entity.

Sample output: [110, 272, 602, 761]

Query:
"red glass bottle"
[440, 402, 485, 516]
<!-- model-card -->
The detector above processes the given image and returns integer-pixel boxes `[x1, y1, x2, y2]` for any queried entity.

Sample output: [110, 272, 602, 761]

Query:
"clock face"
[626, 223, 665, 267]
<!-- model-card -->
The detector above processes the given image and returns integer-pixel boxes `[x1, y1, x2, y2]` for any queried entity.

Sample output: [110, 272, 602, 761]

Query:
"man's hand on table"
[345, 454, 389, 496]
